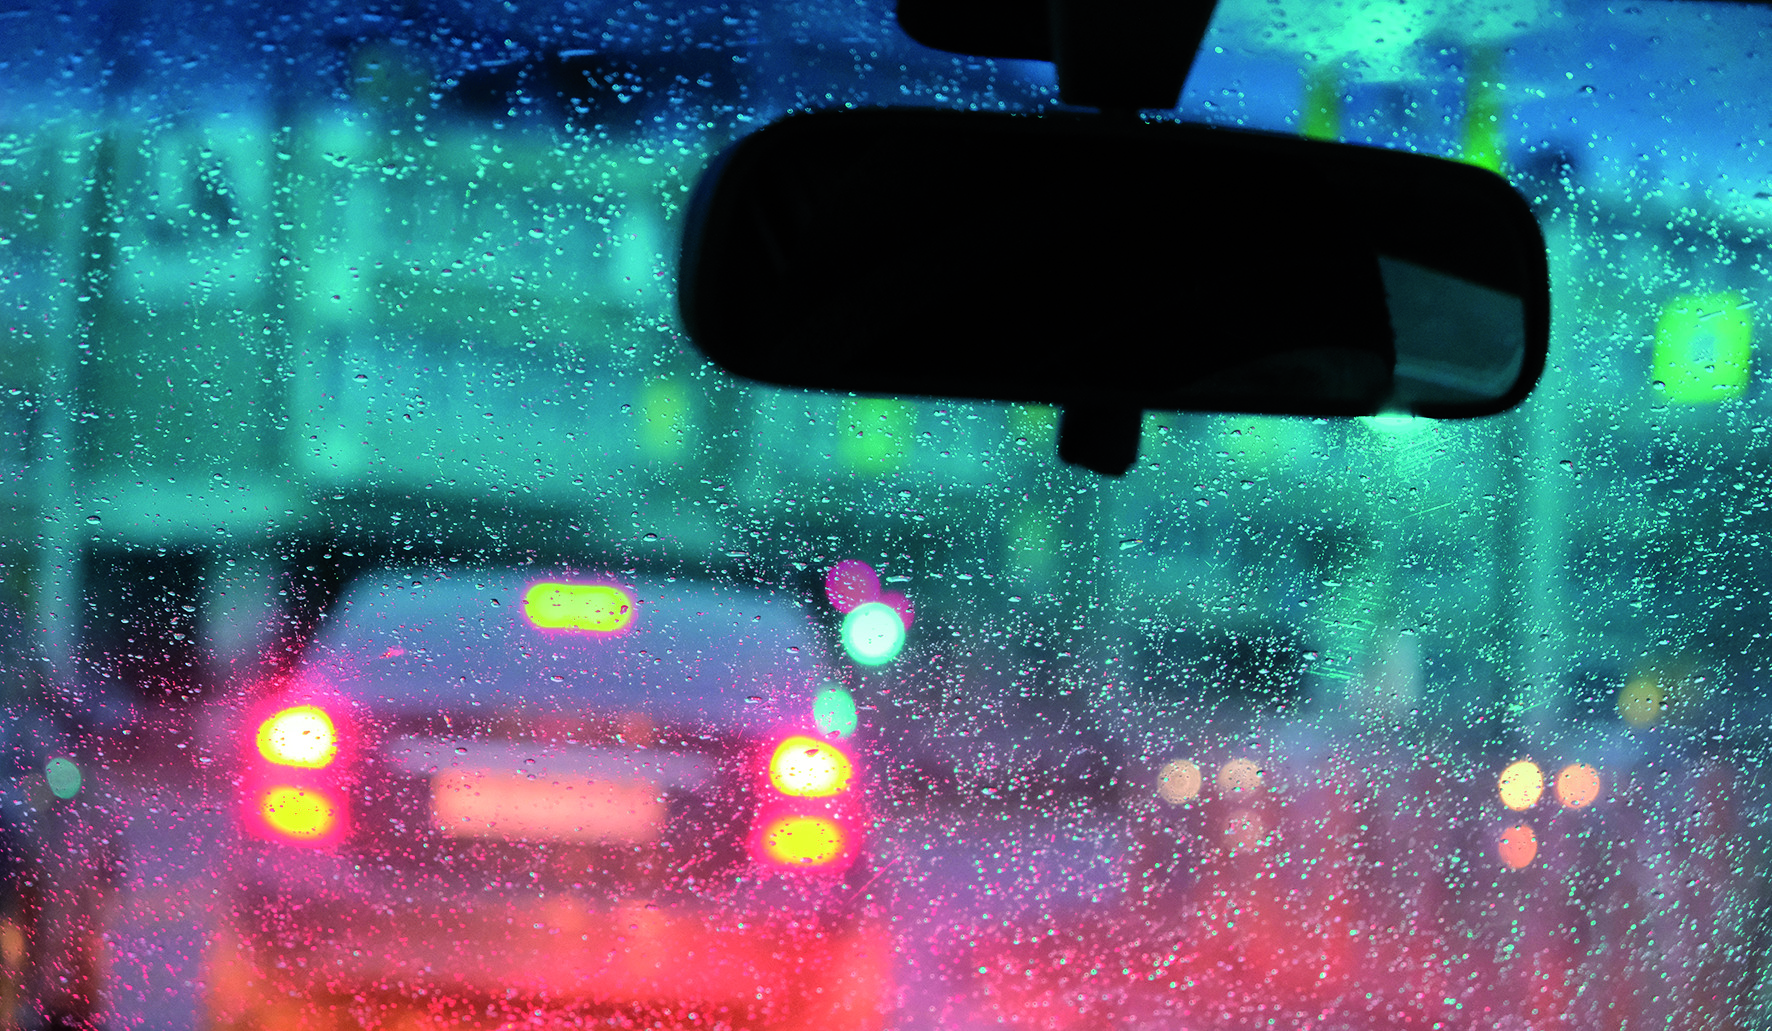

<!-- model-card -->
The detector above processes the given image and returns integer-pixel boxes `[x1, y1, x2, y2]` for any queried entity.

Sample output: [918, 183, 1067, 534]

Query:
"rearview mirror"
[679, 109, 1549, 472]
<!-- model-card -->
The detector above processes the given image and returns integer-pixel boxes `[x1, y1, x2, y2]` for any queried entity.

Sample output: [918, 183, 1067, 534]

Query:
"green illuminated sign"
[1654, 292, 1752, 403]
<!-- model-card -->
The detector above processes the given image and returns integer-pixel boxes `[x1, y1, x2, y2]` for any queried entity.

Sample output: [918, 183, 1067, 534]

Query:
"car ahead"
[205, 569, 888, 1030]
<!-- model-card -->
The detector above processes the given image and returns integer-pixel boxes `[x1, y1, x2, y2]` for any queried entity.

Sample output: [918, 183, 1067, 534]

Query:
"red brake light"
[256, 705, 339, 768]
[258, 785, 342, 841]
[753, 732, 862, 872]
[768, 735, 853, 797]
[758, 815, 848, 866]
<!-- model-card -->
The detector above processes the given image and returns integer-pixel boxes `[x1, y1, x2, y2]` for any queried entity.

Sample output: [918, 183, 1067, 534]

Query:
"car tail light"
[242, 694, 352, 847]
[256, 705, 339, 768]
[768, 735, 852, 797]
[757, 814, 848, 866]
[258, 785, 343, 841]
[752, 731, 863, 872]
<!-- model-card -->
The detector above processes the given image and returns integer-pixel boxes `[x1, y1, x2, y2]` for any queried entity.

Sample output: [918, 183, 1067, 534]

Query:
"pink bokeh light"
[823, 560, 881, 613]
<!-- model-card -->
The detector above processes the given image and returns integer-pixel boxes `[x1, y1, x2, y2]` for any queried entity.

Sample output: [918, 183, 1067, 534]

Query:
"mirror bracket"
[897, 0, 1222, 112]
[1046, 0, 1219, 111]
[1057, 405, 1142, 477]
[1049, 0, 1219, 112]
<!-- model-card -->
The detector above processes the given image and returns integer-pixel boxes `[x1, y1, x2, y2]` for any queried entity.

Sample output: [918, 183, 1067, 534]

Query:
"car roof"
[297, 568, 830, 731]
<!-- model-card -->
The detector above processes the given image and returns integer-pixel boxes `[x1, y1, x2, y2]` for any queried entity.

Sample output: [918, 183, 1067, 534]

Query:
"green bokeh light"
[841, 601, 906, 666]
[813, 684, 858, 738]
[1654, 292, 1752, 403]
[44, 756, 80, 799]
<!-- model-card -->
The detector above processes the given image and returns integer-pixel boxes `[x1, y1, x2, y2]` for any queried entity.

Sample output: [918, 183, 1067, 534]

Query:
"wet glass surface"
[2, 1, 1772, 1028]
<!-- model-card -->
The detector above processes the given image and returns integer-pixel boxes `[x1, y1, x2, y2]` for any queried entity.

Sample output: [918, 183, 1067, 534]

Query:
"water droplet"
[84, 515, 101, 525]
[642, 533, 659, 542]
[1559, 460, 1574, 473]
[354, 373, 369, 382]
[454, 746, 469, 755]
[1651, 380, 1667, 392]
[744, 695, 763, 705]
[1119, 538, 1142, 551]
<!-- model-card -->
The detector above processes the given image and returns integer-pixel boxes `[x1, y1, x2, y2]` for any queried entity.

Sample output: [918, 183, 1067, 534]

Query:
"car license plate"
[430, 769, 664, 842]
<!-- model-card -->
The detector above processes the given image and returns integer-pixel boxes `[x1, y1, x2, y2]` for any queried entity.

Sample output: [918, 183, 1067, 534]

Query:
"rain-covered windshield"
[3, 1, 1772, 1028]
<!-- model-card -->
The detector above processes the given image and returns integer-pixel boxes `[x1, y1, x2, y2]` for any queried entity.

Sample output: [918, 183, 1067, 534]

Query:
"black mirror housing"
[679, 109, 1550, 470]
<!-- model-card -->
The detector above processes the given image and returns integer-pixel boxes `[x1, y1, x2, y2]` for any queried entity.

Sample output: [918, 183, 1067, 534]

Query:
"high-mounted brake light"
[257, 705, 339, 768]
[768, 735, 853, 797]
[523, 581, 636, 635]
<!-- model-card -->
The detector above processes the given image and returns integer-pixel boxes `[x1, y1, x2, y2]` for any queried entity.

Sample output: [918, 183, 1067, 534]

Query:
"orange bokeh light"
[1555, 763, 1601, 809]
[1157, 759, 1202, 804]
[1224, 808, 1268, 852]
[1216, 758, 1264, 796]
[1498, 824, 1538, 869]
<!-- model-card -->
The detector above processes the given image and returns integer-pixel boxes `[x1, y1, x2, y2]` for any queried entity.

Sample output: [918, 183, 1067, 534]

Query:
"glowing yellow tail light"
[260, 786, 339, 840]
[760, 815, 846, 866]
[522, 582, 636, 634]
[768, 735, 853, 797]
[256, 706, 338, 768]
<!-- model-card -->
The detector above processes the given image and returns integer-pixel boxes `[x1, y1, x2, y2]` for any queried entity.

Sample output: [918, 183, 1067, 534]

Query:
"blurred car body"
[206, 569, 887, 1030]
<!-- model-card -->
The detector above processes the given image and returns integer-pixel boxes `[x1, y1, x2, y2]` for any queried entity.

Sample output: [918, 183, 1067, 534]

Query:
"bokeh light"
[1498, 824, 1538, 869]
[878, 590, 915, 629]
[841, 601, 906, 666]
[1224, 808, 1267, 852]
[824, 560, 880, 613]
[1157, 759, 1202, 803]
[44, 756, 80, 799]
[769, 736, 853, 797]
[260, 786, 339, 840]
[1498, 759, 1544, 811]
[1618, 676, 1664, 728]
[522, 581, 636, 635]
[760, 815, 847, 866]
[256, 705, 339, 769]
[1217, 757, 1264, 796]
[813, 684, 858, 739]
[1555, 763, 1601, 809]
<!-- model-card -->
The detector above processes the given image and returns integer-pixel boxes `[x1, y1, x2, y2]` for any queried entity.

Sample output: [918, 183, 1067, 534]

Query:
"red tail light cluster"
[241, 695, 352, 847]
[751, 733, 863, 872]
